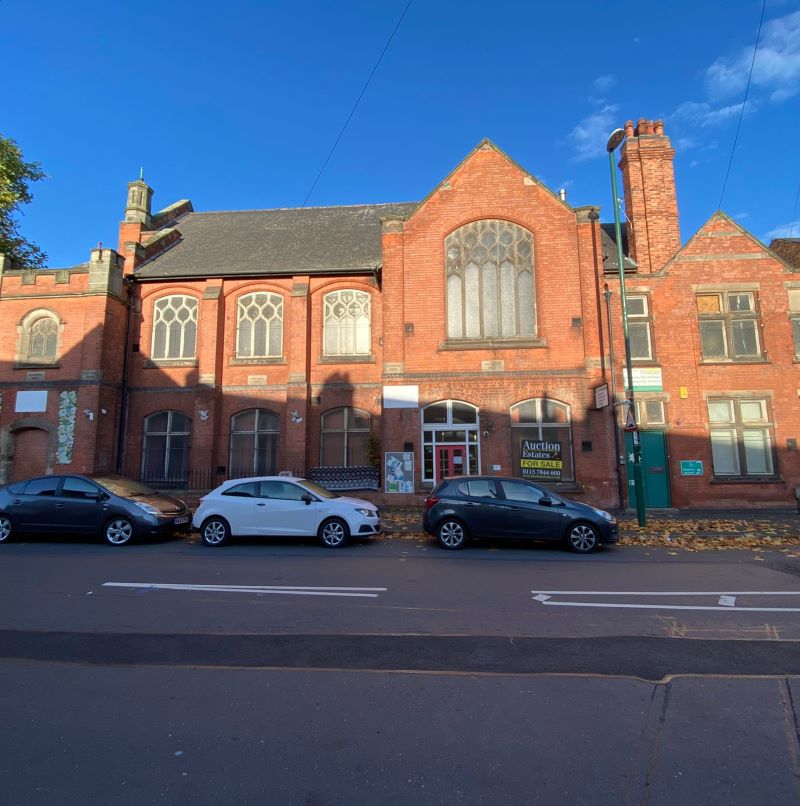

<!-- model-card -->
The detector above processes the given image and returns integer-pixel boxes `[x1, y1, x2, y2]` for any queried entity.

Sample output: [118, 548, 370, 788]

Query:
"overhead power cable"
[300, 0, 414, 209]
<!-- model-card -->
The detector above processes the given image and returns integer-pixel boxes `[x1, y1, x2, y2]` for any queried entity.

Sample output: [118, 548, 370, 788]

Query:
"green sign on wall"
[680, 460, 703, 476]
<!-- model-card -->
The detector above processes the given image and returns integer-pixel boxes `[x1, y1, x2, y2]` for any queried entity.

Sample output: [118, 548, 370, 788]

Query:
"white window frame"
[151, 295, 198, 360]
[323, 290, 371, 356]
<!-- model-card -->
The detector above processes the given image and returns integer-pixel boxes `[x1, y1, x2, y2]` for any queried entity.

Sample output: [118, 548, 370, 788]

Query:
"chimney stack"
[618, 118, 681, 273]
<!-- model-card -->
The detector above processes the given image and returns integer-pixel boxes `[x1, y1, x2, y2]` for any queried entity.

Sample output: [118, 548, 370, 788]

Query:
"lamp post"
[603, 283, 626, 511]
[606, 128, 646, 526]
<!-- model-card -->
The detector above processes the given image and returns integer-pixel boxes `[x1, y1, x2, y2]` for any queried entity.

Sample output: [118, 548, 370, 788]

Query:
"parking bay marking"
[531, 590, 800, 612]
[103, 582, 387, 598]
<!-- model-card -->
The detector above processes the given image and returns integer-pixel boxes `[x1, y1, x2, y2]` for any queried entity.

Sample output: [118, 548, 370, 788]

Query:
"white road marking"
[103, 582, 386, 598]
[531, 589, 800, 613]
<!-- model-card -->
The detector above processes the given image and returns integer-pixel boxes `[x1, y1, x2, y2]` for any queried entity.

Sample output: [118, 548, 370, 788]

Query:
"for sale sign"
[519, 439, 563, 480]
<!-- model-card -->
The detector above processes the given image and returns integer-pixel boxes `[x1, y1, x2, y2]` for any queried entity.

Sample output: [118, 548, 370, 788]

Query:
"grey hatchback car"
[423, 475, 618, 553]
[0, 474, 190, 546]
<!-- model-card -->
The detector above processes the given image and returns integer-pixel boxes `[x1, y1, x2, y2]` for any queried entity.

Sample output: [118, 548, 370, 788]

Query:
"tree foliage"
[0, 134, 47, 268]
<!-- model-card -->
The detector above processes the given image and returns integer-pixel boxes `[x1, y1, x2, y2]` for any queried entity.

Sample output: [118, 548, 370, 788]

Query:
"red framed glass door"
[436, 445, 465, 483]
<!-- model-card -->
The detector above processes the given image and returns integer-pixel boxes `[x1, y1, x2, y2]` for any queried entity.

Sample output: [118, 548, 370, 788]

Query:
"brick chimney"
[618, 119, 681, 273]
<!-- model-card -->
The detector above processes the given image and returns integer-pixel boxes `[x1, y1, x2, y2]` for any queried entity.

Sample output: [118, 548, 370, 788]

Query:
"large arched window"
[320, 407, 370, 465]
[19, 310, 60, 364]
[510, 398, 573, 482]
[323, 290, 371, 356]
[445, 220, 535, 340]
[229, 409, 279, 476]
[141, 411, 191, 484]
[151, 295, 198, 359]
[236, 293, 283, 358]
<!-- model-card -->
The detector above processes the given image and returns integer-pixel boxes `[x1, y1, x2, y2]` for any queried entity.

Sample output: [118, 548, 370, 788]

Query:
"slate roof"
[135, 202, 418, 279]
[600, 224, 637, 272]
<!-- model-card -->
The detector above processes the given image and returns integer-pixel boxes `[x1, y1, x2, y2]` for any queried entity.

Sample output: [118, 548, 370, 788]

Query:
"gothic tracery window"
[445, 220, 535, 340]
[323, 290, 371, 356]
[236, 292, 283, 358]
[151, 295, 198, 359]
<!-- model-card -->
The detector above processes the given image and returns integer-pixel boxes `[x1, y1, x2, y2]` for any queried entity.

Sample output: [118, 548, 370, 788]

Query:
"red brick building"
[2, 119, 799, 510]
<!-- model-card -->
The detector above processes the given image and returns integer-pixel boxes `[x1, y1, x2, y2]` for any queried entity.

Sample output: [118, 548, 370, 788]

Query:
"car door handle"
[465, 502, 480, 507]
[257, 503, 266, 507]
[55, 503, 65, 508]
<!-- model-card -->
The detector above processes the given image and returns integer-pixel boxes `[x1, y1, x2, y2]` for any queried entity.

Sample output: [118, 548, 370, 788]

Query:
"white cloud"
[592, 75, 617, 94]
[733, 211, 749, 220]
[706, 10, 800, 102]
[766, 220, 800, 240]
[568, 104, 620, 162]
[672, 100, 748, 128]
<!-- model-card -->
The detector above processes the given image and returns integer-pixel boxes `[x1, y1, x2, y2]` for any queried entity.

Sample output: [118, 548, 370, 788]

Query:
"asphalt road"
[2, 534, 800, 805]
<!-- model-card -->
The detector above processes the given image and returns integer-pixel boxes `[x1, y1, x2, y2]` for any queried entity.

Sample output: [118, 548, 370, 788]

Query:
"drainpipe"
[603, 284, 625, 510]
[115, 276, 135, 475]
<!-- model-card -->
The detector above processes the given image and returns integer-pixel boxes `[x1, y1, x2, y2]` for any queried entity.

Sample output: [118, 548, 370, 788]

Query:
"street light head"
[606, 128, 625, 153]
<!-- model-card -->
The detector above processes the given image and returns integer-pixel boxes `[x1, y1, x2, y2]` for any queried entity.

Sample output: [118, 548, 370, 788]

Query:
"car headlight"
[133, 501, 160, 516]
[355, 508, 376, 517]
[591, 507, 614, 522]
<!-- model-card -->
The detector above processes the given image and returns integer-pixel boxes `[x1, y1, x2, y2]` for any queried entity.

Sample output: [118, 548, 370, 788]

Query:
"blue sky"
[4, 0, 800, 268]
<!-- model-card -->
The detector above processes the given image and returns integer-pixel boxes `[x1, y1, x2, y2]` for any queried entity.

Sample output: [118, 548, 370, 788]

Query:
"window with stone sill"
[788, 289, 800, 358]
[229, 408, 279, 477]
[141, 410, 191, 484]
[19, 311, 60, 364]
[236, 292, 283, 359]
[707, 398, 775, 479]
[323, 290, 371, 356]
[633, 398, 666, 427]
[628, 294, 654, 362]
[697, 291, 761, 361]
[445, 220, 535, 341]
[151, 295, 198, 360]
[320, 407, 371, 466]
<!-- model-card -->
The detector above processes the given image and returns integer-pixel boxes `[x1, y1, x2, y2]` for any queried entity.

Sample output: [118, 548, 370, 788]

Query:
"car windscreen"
[294, 479, 339, 499]
[92, 476, 156, 497]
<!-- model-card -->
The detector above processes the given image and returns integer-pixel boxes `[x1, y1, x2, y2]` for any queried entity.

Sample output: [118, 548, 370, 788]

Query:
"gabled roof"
[412, 138, 572, 215]
[600, 224, 637, 272]
[134, 202, 418, 279]
[657, 210, 798, 275]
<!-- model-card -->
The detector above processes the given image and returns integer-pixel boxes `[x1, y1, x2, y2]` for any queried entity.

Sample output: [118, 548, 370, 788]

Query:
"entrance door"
[625, 430, 671, 509]
[436, 446, 465, 483]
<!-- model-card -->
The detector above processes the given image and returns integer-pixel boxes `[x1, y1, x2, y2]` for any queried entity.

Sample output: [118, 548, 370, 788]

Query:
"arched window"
[151, 295, 198, 359]
[320, 407, 370, 466]
[141, 411, 191, 484]
[323, 290, 371, 356]
[229, 409, 280, 476]
[445, 220, 535, 340]
[19, 310, 60, 364]
[236, 293, 283, 358]
[510, 398, 573, 482]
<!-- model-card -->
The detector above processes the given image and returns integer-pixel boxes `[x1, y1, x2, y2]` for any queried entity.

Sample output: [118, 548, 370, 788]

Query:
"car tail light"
[424, 495, 438, 509]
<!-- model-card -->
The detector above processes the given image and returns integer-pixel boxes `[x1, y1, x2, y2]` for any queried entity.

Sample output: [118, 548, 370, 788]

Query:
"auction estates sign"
[519, 439, 563, 480]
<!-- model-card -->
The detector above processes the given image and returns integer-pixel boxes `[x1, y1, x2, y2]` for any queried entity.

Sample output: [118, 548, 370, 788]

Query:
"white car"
[192, 476, 381, 548]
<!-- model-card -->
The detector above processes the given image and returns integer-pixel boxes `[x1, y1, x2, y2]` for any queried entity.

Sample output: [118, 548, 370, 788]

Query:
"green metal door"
[624, 430, 671, 509]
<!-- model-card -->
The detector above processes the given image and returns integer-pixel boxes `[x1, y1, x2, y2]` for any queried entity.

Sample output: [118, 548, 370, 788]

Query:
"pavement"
[379, 505, 800, 548]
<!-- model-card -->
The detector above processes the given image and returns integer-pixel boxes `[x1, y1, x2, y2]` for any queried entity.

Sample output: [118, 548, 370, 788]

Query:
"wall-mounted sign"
[680, 460, 703, 476]
[623, 367, 663, 392]
[383, 385, 419, 409]
[594, 383, 609, 409]
[15, 390, 48, 412]
[519, 439, 563, 480]
[385, 451, 414, 493]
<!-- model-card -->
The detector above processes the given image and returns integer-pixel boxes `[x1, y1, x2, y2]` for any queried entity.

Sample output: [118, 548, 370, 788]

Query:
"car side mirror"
[86, 491, 103, 500]
[538, 496, 553, 506]
[301, 493, 313, 505]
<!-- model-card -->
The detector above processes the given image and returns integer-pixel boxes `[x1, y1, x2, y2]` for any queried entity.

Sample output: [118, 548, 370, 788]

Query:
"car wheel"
[565, 521, 600, 553]
[104, 516, 134, 546]
[437, 518, 468, 550]
[319, 518, 349, 548]
[0, 514, 12, 543]
[201, 517, 230, 547]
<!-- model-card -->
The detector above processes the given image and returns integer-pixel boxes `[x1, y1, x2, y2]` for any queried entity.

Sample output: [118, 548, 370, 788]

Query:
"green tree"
[0, 134, 46, 268]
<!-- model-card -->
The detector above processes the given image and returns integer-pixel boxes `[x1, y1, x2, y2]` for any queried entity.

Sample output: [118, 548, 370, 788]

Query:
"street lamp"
[606, 128, 646, 526]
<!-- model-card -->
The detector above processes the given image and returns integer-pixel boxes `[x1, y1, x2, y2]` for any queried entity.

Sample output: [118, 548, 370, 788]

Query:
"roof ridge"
[186, 201, 419, 216]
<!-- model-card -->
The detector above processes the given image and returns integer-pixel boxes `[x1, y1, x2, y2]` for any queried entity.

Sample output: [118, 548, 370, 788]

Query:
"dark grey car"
[422, 475, 619, 553]
[0, 474, 190, 546]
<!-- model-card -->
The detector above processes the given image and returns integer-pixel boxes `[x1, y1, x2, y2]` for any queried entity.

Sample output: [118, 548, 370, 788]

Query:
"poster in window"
[385, 451, 414, 493]
[519, 439, 563, 480]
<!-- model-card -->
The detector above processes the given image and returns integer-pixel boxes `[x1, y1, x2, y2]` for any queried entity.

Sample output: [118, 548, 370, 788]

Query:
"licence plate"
[174, 516, 189, 525]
